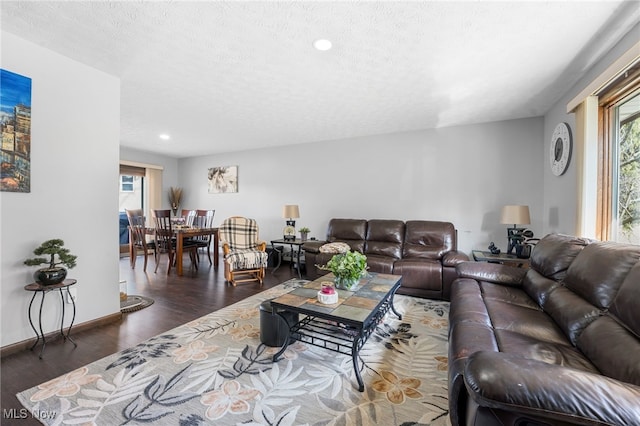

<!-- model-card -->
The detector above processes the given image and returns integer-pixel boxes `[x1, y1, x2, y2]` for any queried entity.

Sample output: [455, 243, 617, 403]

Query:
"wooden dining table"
[173, 227, 219, 275]
[129, 226, 219, 276]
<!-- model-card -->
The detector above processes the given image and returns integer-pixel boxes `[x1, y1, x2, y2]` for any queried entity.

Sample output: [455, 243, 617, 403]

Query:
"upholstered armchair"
[219, 216, 268, 286]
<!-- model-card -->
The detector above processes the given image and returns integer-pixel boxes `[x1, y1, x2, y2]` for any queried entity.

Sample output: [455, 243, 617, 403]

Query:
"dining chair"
[152, 209, 199, 274]
[193, 209, 216, 265]
[125, 209, 155, 272]
[219, 216, 268, 286]
[181, 209, 196, 227]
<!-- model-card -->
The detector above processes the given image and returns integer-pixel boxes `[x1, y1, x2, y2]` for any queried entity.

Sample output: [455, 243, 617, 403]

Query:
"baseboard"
[0, 311, 123, 358]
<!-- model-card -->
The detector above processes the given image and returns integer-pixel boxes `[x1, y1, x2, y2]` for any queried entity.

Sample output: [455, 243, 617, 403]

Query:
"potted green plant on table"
[24, 239, 78, 285]
[299, 227, 310, 241]
[319, 250, 368, 290]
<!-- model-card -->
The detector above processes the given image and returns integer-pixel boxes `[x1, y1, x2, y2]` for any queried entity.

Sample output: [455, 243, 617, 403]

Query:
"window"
[120, 175, 134, 192]
[611, 91, 640, 244]
[597, 62, 640, 244]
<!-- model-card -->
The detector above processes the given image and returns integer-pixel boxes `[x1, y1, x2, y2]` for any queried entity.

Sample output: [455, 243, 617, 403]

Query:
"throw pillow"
[319, 242, 351, 254]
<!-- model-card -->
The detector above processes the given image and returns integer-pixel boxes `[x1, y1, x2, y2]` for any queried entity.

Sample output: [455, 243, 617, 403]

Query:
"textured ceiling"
[2, 1, 639, 158]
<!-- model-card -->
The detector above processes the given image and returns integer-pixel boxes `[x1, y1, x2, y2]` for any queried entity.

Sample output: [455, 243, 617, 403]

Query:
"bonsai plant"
[299, 227, 310, 241]
[24, 239, 77, 285]
[318, 250, 368, 290]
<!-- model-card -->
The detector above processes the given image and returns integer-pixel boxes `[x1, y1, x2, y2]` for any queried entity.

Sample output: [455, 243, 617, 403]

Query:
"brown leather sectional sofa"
[448, 233, 640, 426]
[302, 218, 469, 300]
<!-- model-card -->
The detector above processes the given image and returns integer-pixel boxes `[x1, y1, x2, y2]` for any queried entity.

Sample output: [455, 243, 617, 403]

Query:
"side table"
[270, 239, 306, 279]
[472, 250, 530, 268]
[24, 279, 78, 358]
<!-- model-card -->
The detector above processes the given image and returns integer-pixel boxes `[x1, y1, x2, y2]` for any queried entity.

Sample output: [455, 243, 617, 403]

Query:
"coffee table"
[270, 272, 402, 391]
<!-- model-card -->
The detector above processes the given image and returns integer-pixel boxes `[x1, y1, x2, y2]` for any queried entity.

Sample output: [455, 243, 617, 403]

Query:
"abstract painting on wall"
[208, 166, 238, 193]
[1, 69, 32, 193]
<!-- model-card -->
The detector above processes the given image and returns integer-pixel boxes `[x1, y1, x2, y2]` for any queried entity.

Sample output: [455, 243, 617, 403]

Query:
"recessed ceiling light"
[313, 39, 332, 51]
[159, 134, 170, 140]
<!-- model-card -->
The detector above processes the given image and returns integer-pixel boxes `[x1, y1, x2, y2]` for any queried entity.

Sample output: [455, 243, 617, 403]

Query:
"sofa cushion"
[609, 261, 640, 339]
[364, 219, 404, 259]
[563, 241, 640, 309]
[529, 233, 590, 280]
[481, 282, 540, 310]
[483, 295, 569, 345]
[544, 241, 640, 346]
[577, 261, 640, 386]
[365, 254, 395, 274]
[393, 258, 441, 290]
[449, 279, 494, 327]
[326, 218, 367, 253]
[403, 220, 455, 260]
[578, 316, 640, 386]
[494, 329, 599, 373]
[522, 269, 562, 309]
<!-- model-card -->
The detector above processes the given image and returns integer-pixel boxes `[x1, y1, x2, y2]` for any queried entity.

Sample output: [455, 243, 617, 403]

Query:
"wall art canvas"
[1, 69, 32, 193]
[208, 166, 238, 193]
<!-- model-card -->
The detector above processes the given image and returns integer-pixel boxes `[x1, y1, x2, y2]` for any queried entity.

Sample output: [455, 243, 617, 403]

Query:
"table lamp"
[282, 204, 299, 241]
[500, 205, 530, 255]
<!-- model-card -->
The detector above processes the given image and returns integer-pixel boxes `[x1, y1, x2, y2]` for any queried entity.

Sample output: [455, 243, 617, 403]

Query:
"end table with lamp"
[500, 204, 531, 255]
[270, 238, 306, 279]
[24, 279, 78, 358]
[282, 204, 300, 241]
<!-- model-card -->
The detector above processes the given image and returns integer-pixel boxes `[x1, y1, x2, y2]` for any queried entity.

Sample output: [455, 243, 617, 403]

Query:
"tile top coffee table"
[270, 272, 402, 391]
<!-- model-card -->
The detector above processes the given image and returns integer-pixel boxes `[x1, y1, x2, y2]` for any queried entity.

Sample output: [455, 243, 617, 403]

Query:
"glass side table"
[24, 279, 78, 358]
[472, 250, 531, 268]
[270, 239, 306, 279]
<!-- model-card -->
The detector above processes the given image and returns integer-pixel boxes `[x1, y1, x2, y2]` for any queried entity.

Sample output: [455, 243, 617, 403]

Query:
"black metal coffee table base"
[272, 276, 402, 392]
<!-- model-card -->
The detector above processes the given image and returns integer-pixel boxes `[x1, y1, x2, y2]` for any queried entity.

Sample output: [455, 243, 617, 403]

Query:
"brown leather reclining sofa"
[302, 218, 469, 300]
[448, 233, 640, 426]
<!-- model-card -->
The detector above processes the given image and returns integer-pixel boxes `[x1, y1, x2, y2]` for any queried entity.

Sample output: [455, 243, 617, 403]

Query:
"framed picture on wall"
[208, 166, 238, 193]
[1, 69, 32, 193]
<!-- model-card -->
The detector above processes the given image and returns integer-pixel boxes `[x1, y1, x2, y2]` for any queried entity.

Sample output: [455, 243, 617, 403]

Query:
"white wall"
[0, 32, 120, 347]
[542, 22, 640, 237]
[178, 117, 544, 255]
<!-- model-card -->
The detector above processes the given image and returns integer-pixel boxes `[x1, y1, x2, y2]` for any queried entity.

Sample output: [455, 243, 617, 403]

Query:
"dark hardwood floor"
[1, 254, 301, 425]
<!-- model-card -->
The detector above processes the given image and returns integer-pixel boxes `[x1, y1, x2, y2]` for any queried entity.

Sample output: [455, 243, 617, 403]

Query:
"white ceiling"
[2, 1, 639, 158]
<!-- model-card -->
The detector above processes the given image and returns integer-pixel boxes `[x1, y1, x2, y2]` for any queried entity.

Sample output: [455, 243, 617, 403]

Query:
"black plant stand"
[24, 279, 77, 358]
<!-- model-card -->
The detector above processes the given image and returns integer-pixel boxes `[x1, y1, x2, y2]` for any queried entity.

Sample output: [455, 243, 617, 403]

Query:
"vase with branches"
[169, 187, 182, 216]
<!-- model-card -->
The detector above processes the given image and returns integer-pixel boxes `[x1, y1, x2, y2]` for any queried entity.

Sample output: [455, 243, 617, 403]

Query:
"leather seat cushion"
[365, 254, 395, 274]
[494, 329, 599, 373]
[484, 299, 569, 345]
[393, 258, 441, 290]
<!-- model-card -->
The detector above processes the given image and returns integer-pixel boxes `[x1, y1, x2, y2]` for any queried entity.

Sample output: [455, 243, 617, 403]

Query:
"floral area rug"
[17, 278, 451, 425]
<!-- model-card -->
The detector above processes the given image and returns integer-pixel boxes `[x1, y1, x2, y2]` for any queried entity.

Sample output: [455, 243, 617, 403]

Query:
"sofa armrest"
[442, 250, 469, 267]
[464, 351, 640, 425]
[302, 240, 326, 254]
[455, 261, 526, 286]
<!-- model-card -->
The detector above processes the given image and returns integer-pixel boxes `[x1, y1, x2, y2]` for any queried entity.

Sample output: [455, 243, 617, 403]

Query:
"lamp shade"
[500, 205, 530, 225]
[282, 204, 300, 219]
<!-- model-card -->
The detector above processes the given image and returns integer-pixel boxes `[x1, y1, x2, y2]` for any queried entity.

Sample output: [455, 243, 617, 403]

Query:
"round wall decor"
[550, 122, 572, 176]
